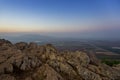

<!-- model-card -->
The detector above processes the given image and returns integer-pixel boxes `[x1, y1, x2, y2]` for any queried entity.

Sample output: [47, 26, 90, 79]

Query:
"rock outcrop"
[0, 39, 120, 80]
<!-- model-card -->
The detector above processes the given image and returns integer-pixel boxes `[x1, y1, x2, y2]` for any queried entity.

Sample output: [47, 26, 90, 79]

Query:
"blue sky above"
[0, 0, 120, 39]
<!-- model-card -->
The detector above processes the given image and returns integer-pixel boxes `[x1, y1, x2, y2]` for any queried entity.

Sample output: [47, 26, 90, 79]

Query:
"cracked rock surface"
[0, 39, 120, 80]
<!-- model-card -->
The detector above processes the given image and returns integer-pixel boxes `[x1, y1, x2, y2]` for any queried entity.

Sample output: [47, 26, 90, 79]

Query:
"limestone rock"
[113, 64, 120, 70]
[32, 64, 64, 80]
[15, 42, 28, 50]
[0, 39, 120, 80]
[0, 74, 16, 80]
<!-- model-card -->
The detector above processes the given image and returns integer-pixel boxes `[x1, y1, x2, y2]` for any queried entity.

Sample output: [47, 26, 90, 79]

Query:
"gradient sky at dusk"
[0, 0, 120, 39]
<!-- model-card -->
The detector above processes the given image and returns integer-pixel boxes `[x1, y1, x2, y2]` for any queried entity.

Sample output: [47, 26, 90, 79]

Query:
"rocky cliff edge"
[0, 39, 120, 80]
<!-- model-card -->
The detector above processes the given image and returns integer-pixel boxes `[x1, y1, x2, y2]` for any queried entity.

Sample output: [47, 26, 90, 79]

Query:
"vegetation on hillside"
[102, 59, 120, 66]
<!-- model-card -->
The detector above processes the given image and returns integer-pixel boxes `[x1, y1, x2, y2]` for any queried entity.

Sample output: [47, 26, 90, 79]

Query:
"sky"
[0, 0, 120, 39]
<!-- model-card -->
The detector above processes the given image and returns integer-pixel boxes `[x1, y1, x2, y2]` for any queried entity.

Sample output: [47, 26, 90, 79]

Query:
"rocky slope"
[0, 39, 120, 80]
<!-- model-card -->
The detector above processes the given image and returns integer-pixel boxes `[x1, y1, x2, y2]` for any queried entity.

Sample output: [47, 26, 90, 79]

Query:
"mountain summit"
[0, 39, 120, 80]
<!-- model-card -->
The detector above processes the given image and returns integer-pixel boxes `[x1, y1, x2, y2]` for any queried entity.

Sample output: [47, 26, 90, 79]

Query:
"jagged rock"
[15, 42, 28, 50]
[25, 77, 32, 80]
[64, 51, 90, 67]
[0, 74, 16, 80]
[113, 64, 120, 70]
[19, 56, 42, 71]
[0, 39, 120, 80]
[0, 56, 6, 63]
[48, 60, 80, 80]
[28, 42, 38, 49]
[32, 64, 64, 80]
[0, 63, 12, 74]
[76, 66, 102, 80]
[0, 39, 12, 46]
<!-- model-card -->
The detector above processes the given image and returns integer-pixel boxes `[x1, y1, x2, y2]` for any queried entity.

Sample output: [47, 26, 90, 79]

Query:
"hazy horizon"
[0, 0, 120, 40]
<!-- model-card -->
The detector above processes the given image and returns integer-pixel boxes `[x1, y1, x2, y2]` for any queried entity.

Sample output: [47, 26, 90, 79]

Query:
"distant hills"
[1, 32, 120, 43]
[0, 34, 57, 43]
